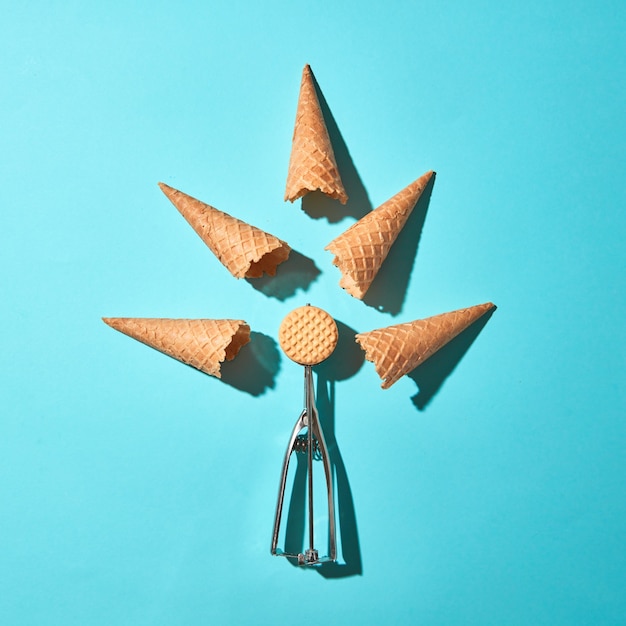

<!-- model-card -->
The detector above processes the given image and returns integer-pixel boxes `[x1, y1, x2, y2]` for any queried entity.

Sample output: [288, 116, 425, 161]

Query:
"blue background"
[2, 1, 625, 624]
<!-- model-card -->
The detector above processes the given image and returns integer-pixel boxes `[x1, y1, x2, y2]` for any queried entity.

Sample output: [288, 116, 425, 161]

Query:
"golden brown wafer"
[356, 302, 495, 388]
[278, 305, 338, 365]
[102, 317, 250, 378]
[159, 183, 291, 279]
[325, 170, 434, 299]
[284, 65, 347, 204]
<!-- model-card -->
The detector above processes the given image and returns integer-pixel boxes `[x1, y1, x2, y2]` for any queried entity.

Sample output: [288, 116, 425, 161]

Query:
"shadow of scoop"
[314, 320, 364, 382]
[220, 332, 281, 396]
[246, 249, 321, 301]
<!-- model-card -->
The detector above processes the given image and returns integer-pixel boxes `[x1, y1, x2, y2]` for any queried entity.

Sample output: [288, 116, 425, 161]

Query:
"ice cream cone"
[159, 183, 291, 278]
[355, 302, 495, 388]
[102, 317, 250, 378]
[325, 170, 434, 299]
[284, 64, 348, 204]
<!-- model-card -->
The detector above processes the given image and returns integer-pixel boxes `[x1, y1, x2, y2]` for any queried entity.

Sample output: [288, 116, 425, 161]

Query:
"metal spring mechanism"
[293, 434, 320, 457]
[271, 305, 338, 566]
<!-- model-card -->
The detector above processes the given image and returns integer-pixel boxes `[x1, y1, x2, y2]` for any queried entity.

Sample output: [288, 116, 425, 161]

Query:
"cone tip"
[158, 182, 179, 201]
[102, 317, 122, 331]
[416, 170, 435, 186]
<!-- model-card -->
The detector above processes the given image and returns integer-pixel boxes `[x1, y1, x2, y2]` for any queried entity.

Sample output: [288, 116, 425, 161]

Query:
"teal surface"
[2, 2, 625, 624]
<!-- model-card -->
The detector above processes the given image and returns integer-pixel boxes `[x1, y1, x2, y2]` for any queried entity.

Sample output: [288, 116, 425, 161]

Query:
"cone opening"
[224, 323, 251, 361]
[245, 244, 291, 278]
[337, 268, 366, 300]
[355, 334, 394, 388]
[326, 245, 373, 301]
[285, 184, 348, 205]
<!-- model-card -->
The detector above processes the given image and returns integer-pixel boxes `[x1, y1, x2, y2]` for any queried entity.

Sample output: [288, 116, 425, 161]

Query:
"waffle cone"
[325, 171, 434, 299]
[284, 65, 348, 204]
[159, 183, 291, 278]
[355, 302, 495, 388]
[102, 317, 250, 378]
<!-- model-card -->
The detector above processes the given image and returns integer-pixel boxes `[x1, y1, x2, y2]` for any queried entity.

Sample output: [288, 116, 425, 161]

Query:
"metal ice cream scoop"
[271, 305, 337, 565]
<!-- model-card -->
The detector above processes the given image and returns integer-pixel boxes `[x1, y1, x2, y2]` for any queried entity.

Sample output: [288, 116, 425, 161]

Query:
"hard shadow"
[315, 376, 363, 578]
[314, 320, 364, 382]
[220, 332, 281, 396]
[300, 71, 372, 223]
[362, 173, 436, 317]
[245, 249, 320, 301]
[407, 307, 496, 410]
[283, 451, 308, 566]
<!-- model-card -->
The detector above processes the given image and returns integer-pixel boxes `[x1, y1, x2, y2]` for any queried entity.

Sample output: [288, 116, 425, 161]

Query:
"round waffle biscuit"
[278, 305, 338, 365]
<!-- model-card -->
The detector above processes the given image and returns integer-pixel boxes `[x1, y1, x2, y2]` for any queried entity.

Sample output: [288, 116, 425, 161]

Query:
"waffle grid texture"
[103, 318, 250, 378]
[278, 305, 338, 365]
[355, 303, 494, 388]
[159, 183, 290, 279]
[325, 171, 434, 299]
[284, 65, 347, 204]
